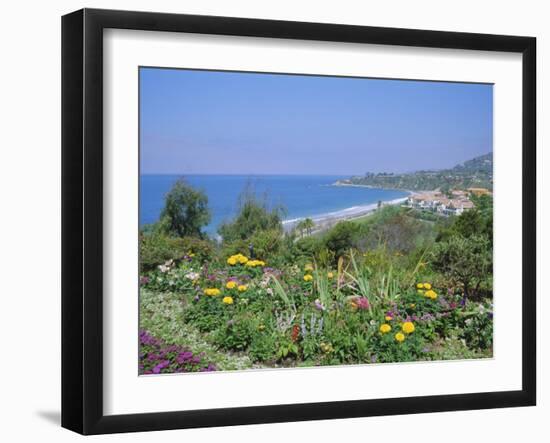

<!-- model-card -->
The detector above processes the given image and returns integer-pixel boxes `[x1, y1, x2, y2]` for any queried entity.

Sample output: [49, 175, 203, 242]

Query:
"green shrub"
[178, 236, 216, 263]
[139, 231, 187, 272]
[213, 313, 256, 351]
[249, 332, 277, 363]
[322, 221, 360, 259]
[431, 234, 492, 298]
[184, 296, 227, 333]
[218, 186, 285, 242]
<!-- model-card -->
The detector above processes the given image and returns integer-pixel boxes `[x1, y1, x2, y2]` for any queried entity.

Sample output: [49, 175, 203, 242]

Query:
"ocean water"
[140, 175, 408, 235]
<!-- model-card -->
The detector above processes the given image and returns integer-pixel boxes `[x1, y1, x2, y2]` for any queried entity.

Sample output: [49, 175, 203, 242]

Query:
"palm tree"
[295, 217, 315, 238]
[302, 218, 315, 236]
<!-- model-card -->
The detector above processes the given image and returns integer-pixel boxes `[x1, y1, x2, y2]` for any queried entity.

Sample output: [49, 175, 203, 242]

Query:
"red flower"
[291, 324, 300, 342]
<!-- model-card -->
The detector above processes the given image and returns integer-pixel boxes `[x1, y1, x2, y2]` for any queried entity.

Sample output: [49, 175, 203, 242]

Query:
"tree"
[160, 179, 211, 238]
[295, 218, 315, 237]
[431, 234, 492, 299]
[218, 186, 285, 243]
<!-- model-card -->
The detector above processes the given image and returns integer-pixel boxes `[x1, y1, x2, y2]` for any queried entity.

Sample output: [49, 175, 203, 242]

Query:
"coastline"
[282, 193, 410, 234]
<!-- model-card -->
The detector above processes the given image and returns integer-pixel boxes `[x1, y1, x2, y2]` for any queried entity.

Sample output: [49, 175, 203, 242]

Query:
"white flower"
[266, 288, 274, 296]
[185, 271, 200, 281]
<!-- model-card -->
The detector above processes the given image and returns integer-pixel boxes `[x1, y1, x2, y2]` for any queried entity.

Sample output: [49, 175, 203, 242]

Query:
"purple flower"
[176, 351, 193, 364]
[314, 299, 325, 311]
[200, 363, 217, 372]
[140, 276, 150, 286]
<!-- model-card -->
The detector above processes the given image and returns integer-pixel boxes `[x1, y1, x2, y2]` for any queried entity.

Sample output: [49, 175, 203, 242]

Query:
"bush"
[139, 231, 187, 272]
[213, 313, 256, 351]
[321, 221, 360, 259]
[431, 234, 492, 299]
[359, 212, 432, 254]
[218, 186, 285, 242]
[178, 236, 216, 263]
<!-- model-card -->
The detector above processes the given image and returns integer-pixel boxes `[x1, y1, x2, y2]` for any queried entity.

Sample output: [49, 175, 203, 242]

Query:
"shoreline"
[282, 194, 410, 234]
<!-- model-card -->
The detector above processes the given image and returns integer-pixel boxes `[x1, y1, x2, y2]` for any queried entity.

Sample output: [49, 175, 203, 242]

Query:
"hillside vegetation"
[138, 179, 493, 374]
[338, 153, 493, 192]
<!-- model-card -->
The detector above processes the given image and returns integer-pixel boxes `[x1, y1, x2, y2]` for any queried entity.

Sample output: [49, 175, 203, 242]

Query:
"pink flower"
[354, 297, 370, 310]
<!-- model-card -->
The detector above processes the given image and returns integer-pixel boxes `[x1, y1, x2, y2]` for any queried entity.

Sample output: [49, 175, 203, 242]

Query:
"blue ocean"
[140, 175, 408, 235]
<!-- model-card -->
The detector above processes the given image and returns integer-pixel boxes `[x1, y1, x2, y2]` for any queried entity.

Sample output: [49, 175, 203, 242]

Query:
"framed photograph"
[61, 8, 536, 435]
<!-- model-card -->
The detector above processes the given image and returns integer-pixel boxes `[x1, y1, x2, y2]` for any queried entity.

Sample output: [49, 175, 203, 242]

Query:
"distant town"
[334, 152, 493, 217]
[405, 187, 491, 217]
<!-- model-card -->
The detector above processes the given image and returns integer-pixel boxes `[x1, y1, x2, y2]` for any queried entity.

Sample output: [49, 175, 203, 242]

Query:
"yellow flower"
[379, 323, 392, 333]
[227, 257, 237, 265]
[245, 259, 265, 267]
[304, 264, 314, 272]
[395, 332, 405, 342]
[410, 303, 416, 308]
[402, 321, 415, 334]
[303, 274, 313, 282]
[423, 283, 432, 290]
[385, 315, 393, 321]
[417, 289, 425, 295]
[204, 288, 221, 296]
[222, 296, 234, 305]
[327, 272, 334, 279]
[238, 255, 248, 264]
[226, 281, 237, 289]
[425, 289, 437, 300]
[416, 283, 424, 289]
[237, 284, 248, 292]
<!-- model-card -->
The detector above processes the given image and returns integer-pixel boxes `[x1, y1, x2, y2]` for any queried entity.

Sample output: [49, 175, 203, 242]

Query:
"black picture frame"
[61, 8, 536, 435]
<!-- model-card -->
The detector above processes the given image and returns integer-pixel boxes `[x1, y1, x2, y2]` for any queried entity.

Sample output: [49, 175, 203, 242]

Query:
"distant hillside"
[451, 152, 493, 175]
[338, 153, 493, 192]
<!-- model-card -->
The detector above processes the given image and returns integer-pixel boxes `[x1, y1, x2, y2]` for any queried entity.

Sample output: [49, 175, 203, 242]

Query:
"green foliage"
[139, 230, 186, 272]
[295, 217, 315, 237]
[139, 175, 493, 371]
[322, 221, 361, 259]
[438, 209, 491, 241]
[139, 230, 215, 272]
[293, 235, 322, 260]
[218, 186, 285, 243]
[431, 234, 492, 298]
[248, 332, 277, 362]
[461, 306, 493, 350]
[345, 152, 493, 191]
[359, 211, 433, 254]
[160, 178, 211, 238]
[213, 313, 256, 351]
[178, 236, 216, 263]
[184, 296, 228, 333]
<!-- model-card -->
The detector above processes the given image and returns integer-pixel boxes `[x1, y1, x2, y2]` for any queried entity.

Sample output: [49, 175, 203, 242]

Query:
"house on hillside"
[467, 187, 492, 197]
[406, 190, 475, 216]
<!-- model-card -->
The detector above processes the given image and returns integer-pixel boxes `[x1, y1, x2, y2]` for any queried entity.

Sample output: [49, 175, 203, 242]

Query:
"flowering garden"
[139, 180, 493, 374]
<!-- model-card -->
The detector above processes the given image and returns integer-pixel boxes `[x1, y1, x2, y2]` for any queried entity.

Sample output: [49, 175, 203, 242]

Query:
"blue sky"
[140, 68, 493, 175]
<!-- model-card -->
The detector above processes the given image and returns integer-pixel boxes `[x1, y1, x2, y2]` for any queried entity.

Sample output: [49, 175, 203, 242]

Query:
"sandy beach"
[282, 194, 410, 234]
